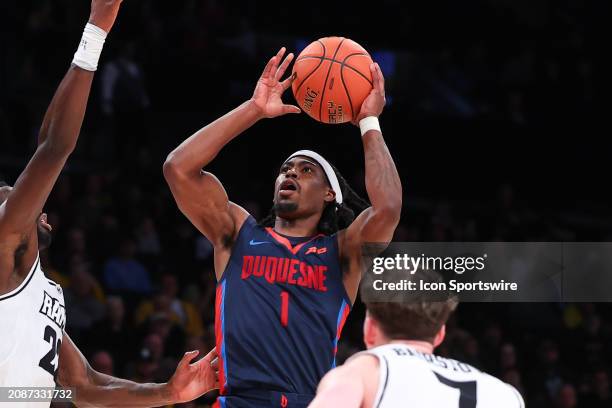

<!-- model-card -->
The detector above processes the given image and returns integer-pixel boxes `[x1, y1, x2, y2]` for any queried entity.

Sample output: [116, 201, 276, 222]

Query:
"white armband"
[359, 116, 381, 136]
[72, 23, 108, 71]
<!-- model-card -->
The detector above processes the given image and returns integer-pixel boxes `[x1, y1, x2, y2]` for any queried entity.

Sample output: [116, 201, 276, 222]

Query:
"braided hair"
[259, 163, 369, 235]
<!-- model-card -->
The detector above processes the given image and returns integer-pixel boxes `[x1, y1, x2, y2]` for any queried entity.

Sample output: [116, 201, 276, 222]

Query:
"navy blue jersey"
[213, 216, 351, 407]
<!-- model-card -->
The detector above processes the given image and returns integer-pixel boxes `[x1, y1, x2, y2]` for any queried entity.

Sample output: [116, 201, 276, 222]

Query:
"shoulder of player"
[477, 369, 524, 397]
[324, 354, 379, 391]
[345, 353, 381, 384]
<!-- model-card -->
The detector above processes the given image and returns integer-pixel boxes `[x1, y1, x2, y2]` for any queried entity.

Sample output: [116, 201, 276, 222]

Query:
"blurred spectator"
[531, 340, 567, 401]
[130, 346, 159, 383]
[90, 351, 114, 376]
[195, 235, 214, 262]
[64, 262, 105, 342]
[555, 384, 578, 408]
[136, 293, 185, 353]
[67, 227, 89, 262]
[103, 238, 153, 295]
[582, 369, 611, 408]
[136, 217, 162, 256]
[136, 274, 204, 337]
[88, 296, 136, 375]
[101, 42, 149, 116]
[500, 343, 518, 372]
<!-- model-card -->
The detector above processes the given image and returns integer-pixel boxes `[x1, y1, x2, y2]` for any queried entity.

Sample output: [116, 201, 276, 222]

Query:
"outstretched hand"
[166, 348, 219, 404]
[251, 47, 301, 118]
[353, 62, 386, 125]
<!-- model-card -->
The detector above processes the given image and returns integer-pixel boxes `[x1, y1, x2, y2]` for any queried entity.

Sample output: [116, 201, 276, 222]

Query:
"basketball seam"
[319, 38, 346, 123]
[340, 61, 355, 120]
[295, 55, 373, 87]
[295, 40, 326, 94]
[340, 52, 371, 120]
[296, 53, 366, 62]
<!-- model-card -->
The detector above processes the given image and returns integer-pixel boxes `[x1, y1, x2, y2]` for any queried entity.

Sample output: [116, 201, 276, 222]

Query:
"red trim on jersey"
[214, 284, 226, 395]
[337, 303, 350, 340]
[265, 227, 324, 254]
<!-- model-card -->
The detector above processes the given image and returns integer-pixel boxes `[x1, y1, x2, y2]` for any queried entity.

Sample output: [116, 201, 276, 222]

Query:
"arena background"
[0, 1, 608, 407]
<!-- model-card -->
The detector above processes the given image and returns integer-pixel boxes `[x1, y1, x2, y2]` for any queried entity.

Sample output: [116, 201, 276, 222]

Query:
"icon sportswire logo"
[249, 239, 271, 246]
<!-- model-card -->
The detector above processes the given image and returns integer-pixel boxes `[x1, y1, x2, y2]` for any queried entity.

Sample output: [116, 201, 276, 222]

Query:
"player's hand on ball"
[89, 0, 124, 33]
[251, 47, 301, 118]
[166, 347, 219, 404]
[353, 62, 386, 125]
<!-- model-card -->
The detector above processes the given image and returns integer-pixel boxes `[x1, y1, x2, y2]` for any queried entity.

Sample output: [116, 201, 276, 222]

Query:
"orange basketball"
[292, 37, 373, 124]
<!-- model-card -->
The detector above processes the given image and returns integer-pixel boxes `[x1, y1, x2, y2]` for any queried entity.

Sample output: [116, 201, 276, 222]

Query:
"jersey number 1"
[39, 325, 61, 378]
[280, 291, 289, 327]
[434, 372, 477, 408]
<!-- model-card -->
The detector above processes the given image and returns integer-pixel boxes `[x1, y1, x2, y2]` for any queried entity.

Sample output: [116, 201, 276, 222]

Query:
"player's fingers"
[275, 47, 286, 63]
[180, 350, 199, 368]
[210, 356, 219, 370]
[370, 63, 380, 92]
[280, 72, 297, 91]
[275, 53, 294, 81]
[202, 347, 217, 363]
[375, 63, 385, 93]
[262, 56, 277, 79]
[282, 104, 301, 114]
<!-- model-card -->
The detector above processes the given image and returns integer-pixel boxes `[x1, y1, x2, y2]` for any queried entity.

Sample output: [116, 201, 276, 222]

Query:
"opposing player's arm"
[339, 64, 402, 297]
[0, 0, 122, 236]
[58, 332, 218, 407]
[309, 355, 379, 408]
[163, 47, 299, 247]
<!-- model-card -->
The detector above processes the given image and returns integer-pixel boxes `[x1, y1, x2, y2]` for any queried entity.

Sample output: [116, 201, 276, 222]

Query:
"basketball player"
[0, 1, 217, 406]
[164, 46, 402, 407]
[309, 270, 525, 408]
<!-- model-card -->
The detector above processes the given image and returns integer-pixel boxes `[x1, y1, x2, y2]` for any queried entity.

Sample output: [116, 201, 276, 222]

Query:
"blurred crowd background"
[0, 1, 608, 407]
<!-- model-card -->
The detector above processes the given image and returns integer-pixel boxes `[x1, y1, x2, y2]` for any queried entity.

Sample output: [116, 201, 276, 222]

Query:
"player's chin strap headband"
[286, 150, 343, 205]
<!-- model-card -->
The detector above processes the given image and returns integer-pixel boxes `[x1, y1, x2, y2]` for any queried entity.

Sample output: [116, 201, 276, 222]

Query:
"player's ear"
[433, 324, 446, 349]
[363, 313, 377, 349]
[324, 188, 336, 204]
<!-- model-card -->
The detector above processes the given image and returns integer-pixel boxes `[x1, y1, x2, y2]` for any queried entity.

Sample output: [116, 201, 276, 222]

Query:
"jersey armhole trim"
[0, 253, 40, 301]
[374, 355, 390, 408]
[355, 351, 389, 408]
[333, 233, 354, 307]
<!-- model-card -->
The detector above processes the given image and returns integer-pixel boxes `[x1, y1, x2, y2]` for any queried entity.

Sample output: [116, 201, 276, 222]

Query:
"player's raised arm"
[163, 47, 300, 248]
[0, 0, 122, 237]
[339, 63, 402, 298]
[58, 332, 218, 407]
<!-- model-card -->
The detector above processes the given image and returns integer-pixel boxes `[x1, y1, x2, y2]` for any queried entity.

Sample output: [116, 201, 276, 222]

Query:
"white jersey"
[362, 344, 524, 408]
[0, 254, 66, 408]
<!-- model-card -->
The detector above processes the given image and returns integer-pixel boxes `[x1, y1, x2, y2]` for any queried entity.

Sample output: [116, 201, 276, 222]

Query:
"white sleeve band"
[359, 116, 381, 136]
[72, 23, 108, 71]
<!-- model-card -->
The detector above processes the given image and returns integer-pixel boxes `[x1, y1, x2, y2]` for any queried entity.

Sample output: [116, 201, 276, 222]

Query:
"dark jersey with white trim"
[213, 217, 351, 407]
